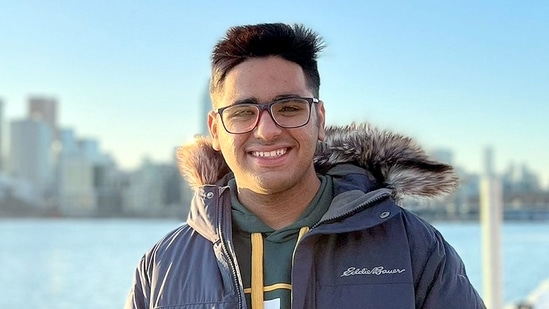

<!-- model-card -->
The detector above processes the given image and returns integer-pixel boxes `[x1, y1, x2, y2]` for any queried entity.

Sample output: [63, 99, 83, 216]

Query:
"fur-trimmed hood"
[176, 122, 458, 199]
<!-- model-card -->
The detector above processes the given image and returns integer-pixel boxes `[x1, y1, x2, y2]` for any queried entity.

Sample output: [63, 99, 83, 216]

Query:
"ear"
[208, 111, 221, 151]
[316, 100, 326, 141]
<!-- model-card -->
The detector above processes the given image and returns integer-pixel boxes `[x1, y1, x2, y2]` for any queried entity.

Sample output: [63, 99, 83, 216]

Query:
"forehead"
[217, 57, 310, 105]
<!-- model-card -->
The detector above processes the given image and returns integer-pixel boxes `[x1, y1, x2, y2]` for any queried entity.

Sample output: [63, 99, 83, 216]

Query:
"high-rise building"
[56, 127, 120, 216]
[57, 127, 91, 215]
[9, 118, 54, 202]
[28, 96, 58, 139]
[503, 163, 540, 193]
[0, 98, 4, 171]
[201, 83, 212, 136]
[58, 128, 79, 156]
[122, 158, 173, 216]
[78, 138, 101, 163]
[58, 154, 96, 215]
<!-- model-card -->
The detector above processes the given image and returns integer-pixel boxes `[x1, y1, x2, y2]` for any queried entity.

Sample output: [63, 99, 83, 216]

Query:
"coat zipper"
[217, 190, 245, 309]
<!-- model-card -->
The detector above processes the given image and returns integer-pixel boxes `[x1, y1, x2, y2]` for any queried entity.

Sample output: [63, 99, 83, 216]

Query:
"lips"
[250, 148, 288, 158]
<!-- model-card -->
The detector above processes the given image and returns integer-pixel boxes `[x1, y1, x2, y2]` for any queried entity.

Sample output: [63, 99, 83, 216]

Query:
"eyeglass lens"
[221, 98, 311, 133]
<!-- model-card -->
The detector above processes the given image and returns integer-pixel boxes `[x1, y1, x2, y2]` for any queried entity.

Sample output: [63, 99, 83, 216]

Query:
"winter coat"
[125, 123, 486, 309]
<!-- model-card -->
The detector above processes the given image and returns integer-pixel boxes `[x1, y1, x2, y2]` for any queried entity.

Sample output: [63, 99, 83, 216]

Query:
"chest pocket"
[312, 230, 415, 308]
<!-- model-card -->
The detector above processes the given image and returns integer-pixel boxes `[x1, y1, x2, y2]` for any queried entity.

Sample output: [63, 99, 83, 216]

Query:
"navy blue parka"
[125, 123, 486, 309]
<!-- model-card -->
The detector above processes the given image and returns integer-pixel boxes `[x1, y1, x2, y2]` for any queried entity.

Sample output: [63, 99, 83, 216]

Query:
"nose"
[253, 109, 282, 141]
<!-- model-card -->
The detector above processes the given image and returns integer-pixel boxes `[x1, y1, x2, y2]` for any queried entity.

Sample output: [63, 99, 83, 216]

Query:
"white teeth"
[252, 148, 287, 157]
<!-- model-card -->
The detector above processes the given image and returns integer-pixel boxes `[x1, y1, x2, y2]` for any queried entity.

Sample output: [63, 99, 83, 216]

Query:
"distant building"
[454, 168, 481, 215]
[28, 96, 58, 139]
[78, 138, 102, 162]
[9, 118, 54, 205]
[93, 162, 123, 216]
[122, 158, 169, 215]
[0, 98, 4, 171]
[57, 128, 120, 216]
[58, 128, 80, 155]
[58, 154, 96, 215]
[201, 83, 212, 136]
[122, 157, 186, 218]
[503, 163, 540, 193]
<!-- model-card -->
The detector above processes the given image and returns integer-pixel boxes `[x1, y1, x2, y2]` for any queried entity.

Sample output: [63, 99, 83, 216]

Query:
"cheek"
[218, 136, 245, 160]
[309, 123, 323, 142]
[297, 129, 320, 153]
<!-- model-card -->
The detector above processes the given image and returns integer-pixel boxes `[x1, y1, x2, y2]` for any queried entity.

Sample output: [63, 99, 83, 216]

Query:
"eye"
[279, 104, 301, 112]
[225, 104, 257, 120]
[274, 99, 308, 114]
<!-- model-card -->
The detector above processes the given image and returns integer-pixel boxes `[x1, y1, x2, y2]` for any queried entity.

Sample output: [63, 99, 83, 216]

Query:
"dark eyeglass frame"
[214, 97, 319, 134]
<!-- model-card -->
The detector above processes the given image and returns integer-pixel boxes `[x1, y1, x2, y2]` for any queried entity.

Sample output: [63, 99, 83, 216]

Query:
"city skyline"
[1, 95, 547, 221]
[1, 95, 546, 191]
[1, 1, 548, 187]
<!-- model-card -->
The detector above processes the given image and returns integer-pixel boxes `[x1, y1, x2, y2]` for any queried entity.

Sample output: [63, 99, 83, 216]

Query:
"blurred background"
[1, 1, 548, 308]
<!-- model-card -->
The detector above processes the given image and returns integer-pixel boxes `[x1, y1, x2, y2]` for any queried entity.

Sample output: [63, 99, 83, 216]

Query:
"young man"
[125, 23, 485, 309]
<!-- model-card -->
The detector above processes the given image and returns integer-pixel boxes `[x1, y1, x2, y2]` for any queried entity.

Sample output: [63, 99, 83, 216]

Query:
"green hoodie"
[229, 175, 333, 309]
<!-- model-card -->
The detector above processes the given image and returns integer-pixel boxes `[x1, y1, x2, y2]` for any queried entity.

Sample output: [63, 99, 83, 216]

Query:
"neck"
[236, 175, 321, 230]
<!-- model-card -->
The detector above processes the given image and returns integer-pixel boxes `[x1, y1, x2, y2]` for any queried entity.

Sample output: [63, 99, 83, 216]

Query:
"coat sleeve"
[414, 230, 486, 309]
[124, 256, 150, 309]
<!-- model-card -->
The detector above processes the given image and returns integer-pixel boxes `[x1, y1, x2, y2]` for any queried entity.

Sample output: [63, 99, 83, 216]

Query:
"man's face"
[208, 56, 326, 195]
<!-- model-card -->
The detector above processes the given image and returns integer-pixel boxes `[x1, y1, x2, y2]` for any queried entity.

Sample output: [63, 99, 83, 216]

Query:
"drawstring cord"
[251, 232, 264, 308]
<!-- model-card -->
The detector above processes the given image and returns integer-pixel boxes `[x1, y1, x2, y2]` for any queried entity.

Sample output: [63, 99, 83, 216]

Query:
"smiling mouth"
[251, 148, 288, 158]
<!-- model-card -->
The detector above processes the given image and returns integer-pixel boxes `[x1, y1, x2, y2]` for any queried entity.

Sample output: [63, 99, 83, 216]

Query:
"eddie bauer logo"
[340, 266, 406, 277]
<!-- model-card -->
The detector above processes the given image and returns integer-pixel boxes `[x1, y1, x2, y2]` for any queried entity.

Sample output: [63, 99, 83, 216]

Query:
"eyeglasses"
[215, 97, 319, 134]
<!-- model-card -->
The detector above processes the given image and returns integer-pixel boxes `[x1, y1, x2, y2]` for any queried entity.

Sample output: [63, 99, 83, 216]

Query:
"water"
[0, 219, 183, 309]
[1, 219, 548, 308]
[434, 221, 549, 306]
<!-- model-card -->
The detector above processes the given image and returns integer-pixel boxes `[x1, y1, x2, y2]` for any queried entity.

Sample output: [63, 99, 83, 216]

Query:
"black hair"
[210, 23, 325, 102]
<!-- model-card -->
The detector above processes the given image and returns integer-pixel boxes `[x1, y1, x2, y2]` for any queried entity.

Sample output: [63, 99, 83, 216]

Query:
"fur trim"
[176, 123, 459, 199]
[176, 135, 230, 189]
[314, 123, 458, 198]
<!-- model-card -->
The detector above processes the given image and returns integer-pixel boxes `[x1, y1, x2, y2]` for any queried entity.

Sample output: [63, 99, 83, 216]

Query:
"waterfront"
[0, 219, 548, 308]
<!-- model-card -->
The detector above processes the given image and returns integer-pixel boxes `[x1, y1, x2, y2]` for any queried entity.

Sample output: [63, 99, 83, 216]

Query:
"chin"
[246, 174, 292, 194]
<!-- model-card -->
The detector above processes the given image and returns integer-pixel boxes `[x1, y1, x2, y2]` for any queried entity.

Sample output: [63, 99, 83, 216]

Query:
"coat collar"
[176, 122, 459, 200]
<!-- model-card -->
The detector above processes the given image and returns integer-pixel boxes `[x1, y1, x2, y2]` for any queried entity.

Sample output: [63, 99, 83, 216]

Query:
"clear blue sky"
[1, 1, 548, 186]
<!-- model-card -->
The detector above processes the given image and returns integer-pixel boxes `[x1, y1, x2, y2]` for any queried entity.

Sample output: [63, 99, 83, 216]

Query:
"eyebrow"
[232, 94, 304, 105]
[233, 97, 259, 105]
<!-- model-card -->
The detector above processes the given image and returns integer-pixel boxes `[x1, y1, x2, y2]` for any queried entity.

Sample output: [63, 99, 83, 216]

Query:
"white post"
[480, 176, 503, 309]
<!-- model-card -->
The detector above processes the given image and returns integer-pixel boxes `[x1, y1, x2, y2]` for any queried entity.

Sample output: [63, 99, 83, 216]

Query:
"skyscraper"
[28, 96, 58, 139]
[0, 98, 4, 171]
[9, 118, 54, 201]
[201, 83, 212, 136]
